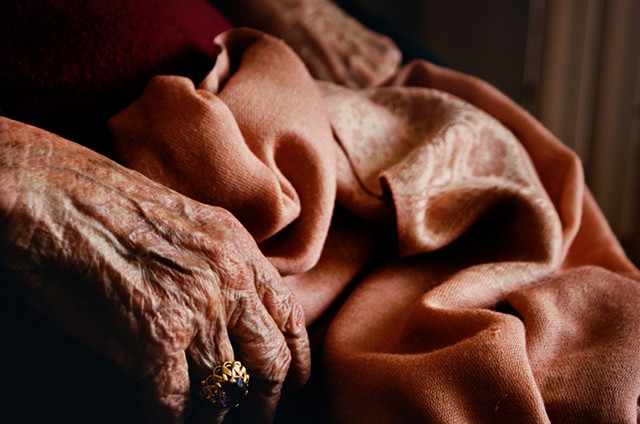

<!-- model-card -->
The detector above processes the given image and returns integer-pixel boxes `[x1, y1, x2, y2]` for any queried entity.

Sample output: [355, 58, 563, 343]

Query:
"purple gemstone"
[218, 378, 249, 408]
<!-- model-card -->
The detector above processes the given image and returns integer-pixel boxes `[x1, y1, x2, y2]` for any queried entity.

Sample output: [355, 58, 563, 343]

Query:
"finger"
[348, 54, 379, 88]
[138, 351, 192, 424]
[344, 34, 400, 87]
[186, 295, 236, 378]
[380, 38, 403, 67]
[302, 30, 354, 86]
[228, 293, 293, 423]
[186, 288, 236, 424]
[252, 267, 311, 389]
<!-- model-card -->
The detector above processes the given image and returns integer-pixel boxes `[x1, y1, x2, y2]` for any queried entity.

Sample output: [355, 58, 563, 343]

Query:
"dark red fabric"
[0, 0, 231, 153]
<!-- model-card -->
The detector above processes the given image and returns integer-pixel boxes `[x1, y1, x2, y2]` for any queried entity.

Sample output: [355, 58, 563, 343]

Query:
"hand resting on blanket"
[0, 118, 310, 424]
[227, 0, 402, 87]
[0, 0, 400, 422]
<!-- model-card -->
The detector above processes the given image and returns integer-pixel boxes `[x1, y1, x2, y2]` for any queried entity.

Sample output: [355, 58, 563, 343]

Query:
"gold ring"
[200, 360, 250, 408]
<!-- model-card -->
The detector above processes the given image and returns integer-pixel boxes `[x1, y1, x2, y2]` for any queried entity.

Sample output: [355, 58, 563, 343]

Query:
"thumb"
[138, 352, 192, 424]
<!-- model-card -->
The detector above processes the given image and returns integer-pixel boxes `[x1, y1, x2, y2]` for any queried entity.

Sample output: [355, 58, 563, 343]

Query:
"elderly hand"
[0, 118, 310, 423]
[229, 0, 402, 88]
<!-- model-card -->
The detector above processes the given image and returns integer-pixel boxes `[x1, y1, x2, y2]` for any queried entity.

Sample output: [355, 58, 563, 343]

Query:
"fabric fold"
[507, 266, 640, 423]
[319, 81, 562, 260]
[110, 29, 337, 276]
[107, 28, 640, 423]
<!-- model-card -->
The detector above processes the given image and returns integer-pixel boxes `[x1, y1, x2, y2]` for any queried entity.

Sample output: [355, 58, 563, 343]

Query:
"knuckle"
[210, 205, 237, 224]
[227, 264, 253, 294]
[288, 301, 307, 335]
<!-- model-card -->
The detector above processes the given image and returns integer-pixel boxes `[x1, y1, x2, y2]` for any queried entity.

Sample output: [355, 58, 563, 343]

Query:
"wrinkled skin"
[229, 0, 402, 88]
[0, 118, 310, 423]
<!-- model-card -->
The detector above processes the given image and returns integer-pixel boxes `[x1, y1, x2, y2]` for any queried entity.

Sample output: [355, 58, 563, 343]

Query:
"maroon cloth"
[0, 0, 231, 153]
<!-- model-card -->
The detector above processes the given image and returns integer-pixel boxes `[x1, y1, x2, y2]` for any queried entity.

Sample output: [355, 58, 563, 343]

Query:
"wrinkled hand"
[229, 0, 402, 87]
[0, 118, 310, 423]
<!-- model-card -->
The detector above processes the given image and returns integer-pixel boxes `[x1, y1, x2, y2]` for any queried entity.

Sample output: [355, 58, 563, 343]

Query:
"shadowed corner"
[0, 274, 144, 424]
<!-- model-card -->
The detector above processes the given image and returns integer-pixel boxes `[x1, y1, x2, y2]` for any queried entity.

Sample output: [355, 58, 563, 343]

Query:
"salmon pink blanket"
[108, 29, 640, 423]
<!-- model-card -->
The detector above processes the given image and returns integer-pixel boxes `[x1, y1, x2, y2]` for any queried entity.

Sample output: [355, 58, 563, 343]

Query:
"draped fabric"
[106, 28, 639, 422]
